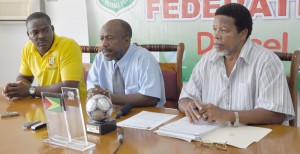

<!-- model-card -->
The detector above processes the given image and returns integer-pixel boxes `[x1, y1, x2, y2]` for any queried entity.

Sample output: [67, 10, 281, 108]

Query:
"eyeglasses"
[197, 139, 228, 151]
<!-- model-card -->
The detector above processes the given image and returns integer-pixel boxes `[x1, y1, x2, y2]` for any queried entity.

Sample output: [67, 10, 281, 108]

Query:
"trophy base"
[86, 119, 117, 135]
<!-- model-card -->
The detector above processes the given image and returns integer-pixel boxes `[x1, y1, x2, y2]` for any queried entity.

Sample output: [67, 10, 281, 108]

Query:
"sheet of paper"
[158, 117, 224, 136]
[202, 126, 272, 149]
[155, 129, 195, 142]
[117, 111, 177, 130]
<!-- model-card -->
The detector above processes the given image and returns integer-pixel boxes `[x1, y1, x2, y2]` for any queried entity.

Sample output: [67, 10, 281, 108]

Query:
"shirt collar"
[238, 38, 252, 64]
[47, 33, 58, 52]
[113, 44, 135, 69]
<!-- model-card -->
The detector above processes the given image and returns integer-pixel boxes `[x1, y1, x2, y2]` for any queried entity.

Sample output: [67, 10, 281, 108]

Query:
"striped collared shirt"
[180, 39, 295, 121]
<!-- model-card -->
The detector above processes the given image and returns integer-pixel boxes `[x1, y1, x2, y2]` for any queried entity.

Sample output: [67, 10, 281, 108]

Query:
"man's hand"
[87, 85, 110, 100]
[184, 101, 231, 123]
[2, 81, 31, 100]
[201, 104, 232, 123]
[184, 100, 206, 123]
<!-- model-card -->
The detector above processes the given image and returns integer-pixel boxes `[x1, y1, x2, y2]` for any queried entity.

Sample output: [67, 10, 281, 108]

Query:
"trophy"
[85, 94, 117, 134]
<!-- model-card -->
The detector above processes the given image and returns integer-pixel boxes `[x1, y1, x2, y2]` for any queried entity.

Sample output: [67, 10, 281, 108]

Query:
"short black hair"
[215, 3, 253, 39]
[26, 12, 51, 27]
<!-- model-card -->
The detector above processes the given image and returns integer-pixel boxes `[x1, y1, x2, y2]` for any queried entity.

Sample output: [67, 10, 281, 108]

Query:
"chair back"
[80, 46, 100, 82]
[274, 50, 300, 127]
[81, 46, 100, 53]
[136, 43, 185, 109]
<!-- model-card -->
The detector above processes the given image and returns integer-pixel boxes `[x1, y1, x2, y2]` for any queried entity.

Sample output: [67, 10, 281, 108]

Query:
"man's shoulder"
[24, 40, 34, 48]
[56, 35, 78, 45]
[23, 40, 36, 53]
[131, 45, 154, 58]
[250, 42, 279, 60]
[52, 35, 80, 52]
[246, 41, 283, 69]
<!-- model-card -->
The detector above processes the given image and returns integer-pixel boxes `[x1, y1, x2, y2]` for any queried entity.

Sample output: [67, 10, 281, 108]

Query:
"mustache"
[37, 39, 47, 43]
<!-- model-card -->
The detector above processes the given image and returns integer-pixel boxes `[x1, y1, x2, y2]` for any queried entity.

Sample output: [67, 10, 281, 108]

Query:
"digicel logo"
[198, 32, 289, 54]
[96, 0, 138, 16]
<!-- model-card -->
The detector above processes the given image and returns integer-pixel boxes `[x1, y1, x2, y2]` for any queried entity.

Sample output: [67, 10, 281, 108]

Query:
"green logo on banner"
[96, 0, 137, 16]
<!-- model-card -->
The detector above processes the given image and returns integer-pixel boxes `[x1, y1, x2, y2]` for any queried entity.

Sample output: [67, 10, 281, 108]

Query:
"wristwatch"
[233, 111, 239, 127]
[28, 86, 36, 97]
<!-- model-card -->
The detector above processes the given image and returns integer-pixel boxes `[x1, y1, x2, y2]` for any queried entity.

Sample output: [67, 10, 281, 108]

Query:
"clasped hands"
[2, 81, 31, 100]
[87, 85, 111, 100]
[185, 100, 230, 123]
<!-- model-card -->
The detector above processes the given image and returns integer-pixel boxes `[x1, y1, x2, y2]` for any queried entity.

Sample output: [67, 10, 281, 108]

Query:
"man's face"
[27, 18, 54, 55]
[99, 22, 130, 61]
[213, 15, 247, 56]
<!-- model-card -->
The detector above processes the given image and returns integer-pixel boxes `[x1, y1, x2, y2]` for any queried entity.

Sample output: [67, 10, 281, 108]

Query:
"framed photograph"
[0, 0, 44, 21]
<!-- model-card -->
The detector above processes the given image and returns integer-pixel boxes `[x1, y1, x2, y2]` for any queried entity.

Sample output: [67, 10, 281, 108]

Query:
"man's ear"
[124, 36, 131, 43]
[26, 31, 29, 37]
[51, 25, 54, 31]
[240, 28, 248, 41]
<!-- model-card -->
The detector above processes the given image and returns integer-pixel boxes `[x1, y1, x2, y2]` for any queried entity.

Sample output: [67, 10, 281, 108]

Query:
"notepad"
[155, 117, 225, 141]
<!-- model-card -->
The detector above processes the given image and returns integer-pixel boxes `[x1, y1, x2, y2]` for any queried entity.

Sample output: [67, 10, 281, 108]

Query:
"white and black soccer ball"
[86, 94, 113, 121]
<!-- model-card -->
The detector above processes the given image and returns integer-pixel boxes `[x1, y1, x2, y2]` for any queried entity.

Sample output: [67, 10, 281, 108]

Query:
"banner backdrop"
[86, 0, 300, 82]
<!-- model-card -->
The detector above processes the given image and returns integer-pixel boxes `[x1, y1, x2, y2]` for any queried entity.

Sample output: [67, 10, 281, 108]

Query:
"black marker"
[31, 122, 47, 130]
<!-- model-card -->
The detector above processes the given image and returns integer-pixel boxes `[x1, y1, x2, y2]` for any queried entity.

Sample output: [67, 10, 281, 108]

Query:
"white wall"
[0, 0, 89, 86]
[0, 22, 27, 86]
[44, 0, 89, 45]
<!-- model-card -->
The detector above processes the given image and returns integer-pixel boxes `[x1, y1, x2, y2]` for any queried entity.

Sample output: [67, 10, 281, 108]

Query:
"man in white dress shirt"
[178, 3, 295, 126]
[86, 19, 165, 108]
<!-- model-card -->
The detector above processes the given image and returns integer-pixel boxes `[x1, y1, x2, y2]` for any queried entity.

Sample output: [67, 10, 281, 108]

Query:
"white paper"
[155, 117, 225, 142]
[117, 111, 177, 130]
[158, 117, 224, 136]
[155, 129, 195, 142]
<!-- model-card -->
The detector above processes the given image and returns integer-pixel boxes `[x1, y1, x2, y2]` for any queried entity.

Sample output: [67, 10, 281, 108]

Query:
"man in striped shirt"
[178, 3, 295, 126]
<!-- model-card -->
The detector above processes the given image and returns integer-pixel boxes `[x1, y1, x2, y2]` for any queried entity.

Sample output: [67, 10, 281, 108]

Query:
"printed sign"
[87, 0, 300, 82]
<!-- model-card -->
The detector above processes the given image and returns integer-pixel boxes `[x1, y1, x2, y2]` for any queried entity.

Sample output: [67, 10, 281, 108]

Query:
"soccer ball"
[86, 94, 113, 121]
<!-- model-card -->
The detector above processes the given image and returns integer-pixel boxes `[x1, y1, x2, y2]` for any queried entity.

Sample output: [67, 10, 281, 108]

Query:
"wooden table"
[1, 92, 300, 154]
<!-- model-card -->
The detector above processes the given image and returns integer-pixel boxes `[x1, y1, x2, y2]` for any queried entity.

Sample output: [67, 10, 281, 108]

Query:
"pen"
[192, 106, 199, 110]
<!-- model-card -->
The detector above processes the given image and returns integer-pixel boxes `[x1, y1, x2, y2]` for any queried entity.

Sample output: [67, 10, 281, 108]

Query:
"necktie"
[112, 64, 125, 94]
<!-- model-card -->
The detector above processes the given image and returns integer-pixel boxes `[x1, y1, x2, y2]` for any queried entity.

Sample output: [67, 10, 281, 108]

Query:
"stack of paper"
[117, 111, 177, 130]
[155, 117, 225, 142]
